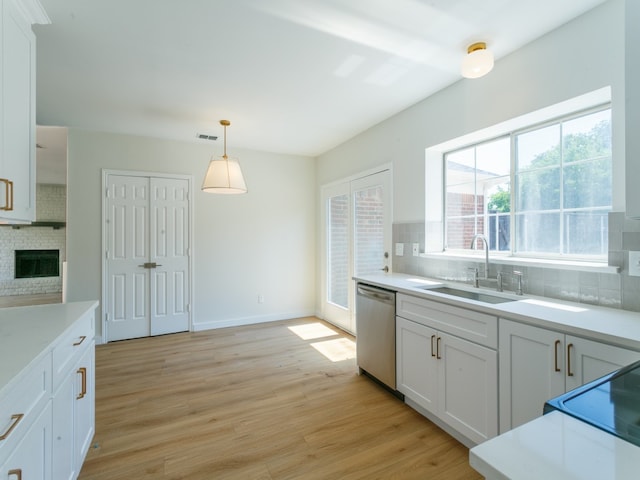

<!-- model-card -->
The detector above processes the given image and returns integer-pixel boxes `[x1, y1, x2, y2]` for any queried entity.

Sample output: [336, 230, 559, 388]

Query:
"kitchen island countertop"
[470, 411, 640, 480]
[0, 300, 98, 394]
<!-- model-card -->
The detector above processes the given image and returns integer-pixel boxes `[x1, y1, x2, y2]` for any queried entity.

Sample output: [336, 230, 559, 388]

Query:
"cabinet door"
[74, 343, 95, 473]
[396, 316, 438, 413]
[499, 319, 565, 433]
[438, 332, 497, 444]
[52, 342, 95, 480]
[565, 336, 640, 391]
[0, 402, 51, 480]
[52, 369, 76, 480]
[0, 0, 36, 222]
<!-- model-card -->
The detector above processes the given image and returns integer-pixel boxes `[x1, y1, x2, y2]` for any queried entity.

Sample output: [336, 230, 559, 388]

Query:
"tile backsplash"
[392, 212, 640, 312]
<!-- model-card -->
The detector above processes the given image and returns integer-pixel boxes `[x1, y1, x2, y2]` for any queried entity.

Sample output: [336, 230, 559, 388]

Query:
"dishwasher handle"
[357, 284, 395, 305]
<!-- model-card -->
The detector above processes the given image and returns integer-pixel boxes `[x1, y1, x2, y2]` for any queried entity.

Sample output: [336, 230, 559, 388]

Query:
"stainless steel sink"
[421, 286, 516, 304]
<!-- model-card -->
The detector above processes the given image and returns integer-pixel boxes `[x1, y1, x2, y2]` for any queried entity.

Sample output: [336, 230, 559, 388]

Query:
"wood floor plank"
[79, 318, 482, 480]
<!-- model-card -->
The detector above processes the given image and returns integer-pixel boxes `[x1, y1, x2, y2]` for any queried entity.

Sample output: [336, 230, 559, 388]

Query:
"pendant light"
[461, 42, 494, 79]
[201, 120, 247, 194]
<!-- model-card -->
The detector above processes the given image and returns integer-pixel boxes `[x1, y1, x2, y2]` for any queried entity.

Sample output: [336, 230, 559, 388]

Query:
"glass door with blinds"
[321, 169, 391, 333]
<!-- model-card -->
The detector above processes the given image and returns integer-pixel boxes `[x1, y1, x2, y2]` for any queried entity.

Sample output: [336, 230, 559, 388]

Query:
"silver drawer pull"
[0, 414, 24, 441]
[73, 335, 87, 346]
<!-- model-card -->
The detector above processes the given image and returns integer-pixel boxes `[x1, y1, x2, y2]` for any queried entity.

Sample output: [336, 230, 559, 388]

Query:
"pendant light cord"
[223, 123, 227, 159]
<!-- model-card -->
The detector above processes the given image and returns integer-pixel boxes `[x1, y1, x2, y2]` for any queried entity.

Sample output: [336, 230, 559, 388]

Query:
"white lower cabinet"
[396, 296, 498, 445]
[0, 402, 51, 480]
[53, 343, 95, 480]
[396, 317, 438, 411]
[0, 303, 96, 480]
[499, 318, 640, 433]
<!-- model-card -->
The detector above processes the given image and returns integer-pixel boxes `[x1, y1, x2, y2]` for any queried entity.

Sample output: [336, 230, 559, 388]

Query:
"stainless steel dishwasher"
[356, 283, 399, 393]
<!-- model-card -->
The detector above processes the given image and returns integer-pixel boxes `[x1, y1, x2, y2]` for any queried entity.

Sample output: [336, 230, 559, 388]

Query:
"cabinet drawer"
[52, 310, 94, 393]
[0, 353, 51, 463]
[397, 293, 497, 348]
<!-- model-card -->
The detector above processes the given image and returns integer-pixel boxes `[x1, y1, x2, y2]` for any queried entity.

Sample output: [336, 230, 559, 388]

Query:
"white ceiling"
[33, 0, 606, 158]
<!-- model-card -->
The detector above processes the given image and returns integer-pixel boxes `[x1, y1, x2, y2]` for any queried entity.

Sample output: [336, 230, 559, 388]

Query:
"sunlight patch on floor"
[288, 322, 339, 340]
[310, 337, 356, 362]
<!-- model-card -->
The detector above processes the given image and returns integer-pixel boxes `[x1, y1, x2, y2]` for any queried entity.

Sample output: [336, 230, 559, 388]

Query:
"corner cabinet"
[396, 294, 498, 445]
[0, 301, 97, 480]
[0, 0, 49, 222]
[499, 318, 640, 433]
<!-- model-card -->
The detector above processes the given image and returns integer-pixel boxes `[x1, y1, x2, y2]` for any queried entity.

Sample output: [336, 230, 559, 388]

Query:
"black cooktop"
[544, 360, 640, 447]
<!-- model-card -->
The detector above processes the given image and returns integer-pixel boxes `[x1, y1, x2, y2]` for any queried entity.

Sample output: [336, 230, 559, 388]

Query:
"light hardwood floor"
[79, 318, 482, 480]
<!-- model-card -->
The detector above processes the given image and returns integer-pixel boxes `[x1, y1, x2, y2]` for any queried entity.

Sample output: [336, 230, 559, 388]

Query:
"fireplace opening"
[15, 249, 60, 278]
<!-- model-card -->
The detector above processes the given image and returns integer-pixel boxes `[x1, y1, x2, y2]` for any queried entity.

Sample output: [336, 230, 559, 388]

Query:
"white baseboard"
[192, 310, 317, 332]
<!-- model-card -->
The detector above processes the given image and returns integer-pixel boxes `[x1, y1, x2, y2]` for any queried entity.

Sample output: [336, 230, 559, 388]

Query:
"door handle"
[554, 340, 561, 372]
[430, 335, 436, 357]
[380, 266, 389, 273]
[138, 262, 163, 269]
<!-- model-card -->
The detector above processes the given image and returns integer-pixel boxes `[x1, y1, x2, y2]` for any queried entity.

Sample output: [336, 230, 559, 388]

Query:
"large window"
[444, 107, 611, 260]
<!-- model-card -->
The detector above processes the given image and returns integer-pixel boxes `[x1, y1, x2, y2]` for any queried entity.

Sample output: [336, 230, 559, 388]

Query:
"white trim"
[319, 164, 393, 332]
[425, 87, 614, 259]
[421, 252, 620, 274]
[11, 0, 50, 24]
[428, 87, 611, 153]
[321, 163, 393, 189]
[192, 310, 316, 332]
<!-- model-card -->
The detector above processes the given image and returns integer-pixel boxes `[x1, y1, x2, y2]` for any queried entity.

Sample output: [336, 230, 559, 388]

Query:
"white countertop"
[470, 411, 640, 480]
[355, 273, 640, 351]
[0, 301, 98, 393]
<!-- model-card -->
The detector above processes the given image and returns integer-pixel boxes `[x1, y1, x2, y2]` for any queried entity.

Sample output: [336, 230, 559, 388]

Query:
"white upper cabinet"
[0, 0, 49, 223]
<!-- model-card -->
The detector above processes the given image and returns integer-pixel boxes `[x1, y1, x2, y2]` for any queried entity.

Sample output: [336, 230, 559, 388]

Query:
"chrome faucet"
[470, 234, 489, 281]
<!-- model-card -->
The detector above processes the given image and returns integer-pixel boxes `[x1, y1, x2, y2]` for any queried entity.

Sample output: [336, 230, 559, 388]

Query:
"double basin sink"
[418, 285, 517, 304]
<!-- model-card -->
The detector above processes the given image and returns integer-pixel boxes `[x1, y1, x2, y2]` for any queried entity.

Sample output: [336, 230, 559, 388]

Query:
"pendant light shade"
[201, 120, 247, 194]
[461, 42, 494, 79]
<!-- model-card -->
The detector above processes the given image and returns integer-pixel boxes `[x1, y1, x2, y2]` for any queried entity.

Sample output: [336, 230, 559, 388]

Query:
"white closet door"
[105, 175, 150, 341]
[149, 177, 190, 335]
[104, 173, 191, 342]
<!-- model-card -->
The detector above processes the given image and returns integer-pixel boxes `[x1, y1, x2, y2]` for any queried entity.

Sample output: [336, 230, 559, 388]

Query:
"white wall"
[317, 0, 625, 222]
[66, 129, 316, 337]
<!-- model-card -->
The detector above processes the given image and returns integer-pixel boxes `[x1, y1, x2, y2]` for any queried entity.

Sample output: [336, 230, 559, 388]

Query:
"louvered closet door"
[105, 174, 191, 342]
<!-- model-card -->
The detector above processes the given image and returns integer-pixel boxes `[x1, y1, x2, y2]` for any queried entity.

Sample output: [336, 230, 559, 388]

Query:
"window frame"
[442, 103, 612, 262]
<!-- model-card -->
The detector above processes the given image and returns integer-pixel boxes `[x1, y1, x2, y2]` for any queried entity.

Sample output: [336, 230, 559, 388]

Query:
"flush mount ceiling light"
[461, 42, 494, 79]
[201, 120, 247, 194]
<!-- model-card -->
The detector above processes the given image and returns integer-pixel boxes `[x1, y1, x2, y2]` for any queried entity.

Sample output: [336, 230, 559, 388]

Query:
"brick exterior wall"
[446, 192, 484, 249]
